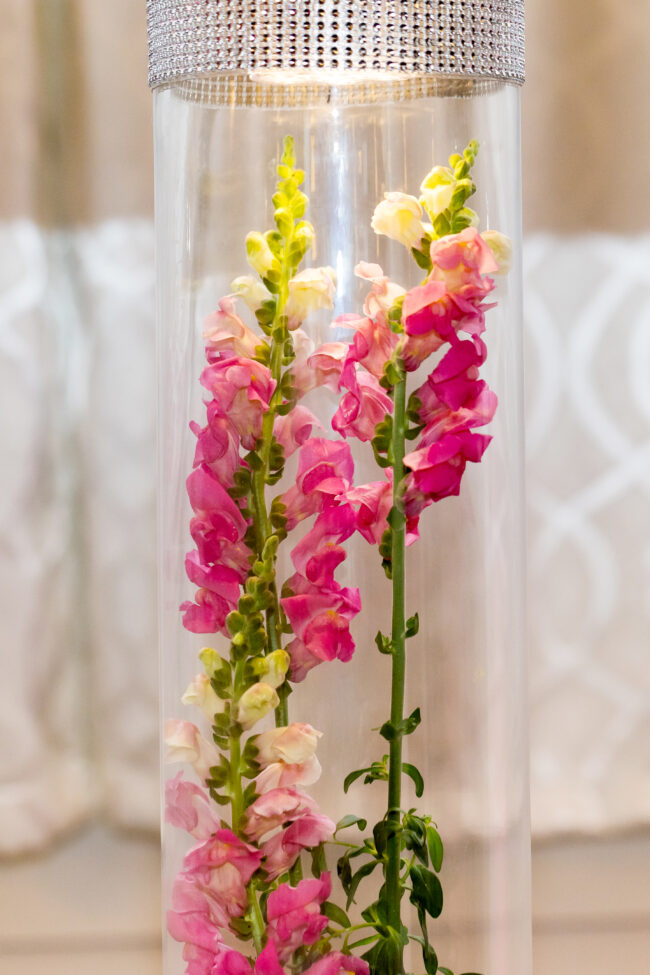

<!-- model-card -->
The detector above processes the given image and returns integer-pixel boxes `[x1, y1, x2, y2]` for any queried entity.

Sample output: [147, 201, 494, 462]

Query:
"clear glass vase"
[154, 70, 530, 975]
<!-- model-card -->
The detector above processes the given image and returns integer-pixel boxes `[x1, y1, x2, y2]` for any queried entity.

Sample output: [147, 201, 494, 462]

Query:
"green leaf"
[321, 901, 351, 929]
[402, 762, 424, 798]
[409, 865, 443, 919]
[335, 814, 368, 834]
[422, 943, 439, 974]
[346, 859, 380, 908]
[229, 916, 252, 938]
[406, 613, 419, 638]
[438, 968, 454, 975]
[375, 631, 393, 655]
[310, 842, 327, 878]
[426, 825, 444, 872]
[411, 246, 432, 271]
[403, 707, 422, 736]
[343, 767, 372, 793]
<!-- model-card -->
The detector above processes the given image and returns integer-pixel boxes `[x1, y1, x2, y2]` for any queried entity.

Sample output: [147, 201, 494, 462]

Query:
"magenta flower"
[165, 773, 219, 841]
[280, 438, 354, 529]
[282, 575, 361, 682]
[344, 475, 393, 546]
[305, 953, 370, 975]
[415, 337, 487, 414]
[212, 949, 254, 975]
[274, 404, 321, 459]
[190, 406, 241, 487]
[262, 809, 335, 880]
[404, 430, 492, 502]
[181, 829, 263, 920]
[201, 357, 276, 449]
[187, 465, 249, 543]
[289, 504, 356, 589]
[332, 360, 393, 443]
[266, 873, 331, 960]
[189, 520, 252, 578]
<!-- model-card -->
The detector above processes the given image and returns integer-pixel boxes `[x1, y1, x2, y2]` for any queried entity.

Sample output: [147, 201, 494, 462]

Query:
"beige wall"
[1, 0, 648, 229]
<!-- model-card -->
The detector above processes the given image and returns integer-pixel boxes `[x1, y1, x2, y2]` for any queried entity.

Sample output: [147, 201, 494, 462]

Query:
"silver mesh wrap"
[147, 1, 525, 89]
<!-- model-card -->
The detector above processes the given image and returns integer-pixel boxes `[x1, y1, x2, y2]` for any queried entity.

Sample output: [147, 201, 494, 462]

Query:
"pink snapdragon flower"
[415, 337, 487, 414]
[280, 438, 354, 529]
[334, 312, 398, 379]
[203, 295, 262, 358]
[262, 810, 335, 880]
[305, 953, 370, 975]
[404, 430, 492, 502]
[190, 406, 241, 487]
[201, 358, 276, 449]
[344, 474, 393, 546]
[167, 874, 225, 954]
[274, 405, 321, 458]
[189, 520, 252, 578]
[244, 787, 318, 842]
[332, 360, 393, 443]
[355, 261, 405, 323]
[266, 873, 331, 960]
[428, 226, 498, 301]
[213, 949, 253, 975]
[165, 773, 219, 841]
[289, 504, 356, 589]
[298, 341, 348, 394]
[181, 829, 263, 920]
[282, 574, 361, 682]
[187, 465, 249, 542]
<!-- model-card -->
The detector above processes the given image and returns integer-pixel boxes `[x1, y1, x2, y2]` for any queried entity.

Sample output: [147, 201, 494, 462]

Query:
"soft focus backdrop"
[0, 1, 648, 973]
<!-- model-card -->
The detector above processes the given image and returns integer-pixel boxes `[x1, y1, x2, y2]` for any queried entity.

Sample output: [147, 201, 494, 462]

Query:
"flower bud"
[231, 275, 270, 313]
[251, 649, 290, 689]
[246, 231, 280, 278]
[198, 646, 222, 678]
[182, 673, 223, 721]
[237, 682, 280, 730]
[371, 192, 425, 249]
[481, 230, 512, 274]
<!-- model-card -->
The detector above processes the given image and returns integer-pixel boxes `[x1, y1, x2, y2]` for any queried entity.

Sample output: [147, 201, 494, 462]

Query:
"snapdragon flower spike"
[181, 464, 253, 633]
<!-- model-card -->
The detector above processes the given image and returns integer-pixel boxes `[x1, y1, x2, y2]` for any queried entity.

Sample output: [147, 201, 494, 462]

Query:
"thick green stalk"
[229, 659, 246, 829]
[386, 370, 407, 972]
[251, 233, 294, 727]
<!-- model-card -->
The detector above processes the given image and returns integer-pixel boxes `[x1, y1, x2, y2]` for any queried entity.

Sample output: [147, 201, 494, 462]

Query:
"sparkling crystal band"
[147, 1, 525, 89]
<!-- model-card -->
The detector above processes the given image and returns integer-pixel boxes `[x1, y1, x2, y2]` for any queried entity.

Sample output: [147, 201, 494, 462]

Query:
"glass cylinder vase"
[149, 4, 530, 975]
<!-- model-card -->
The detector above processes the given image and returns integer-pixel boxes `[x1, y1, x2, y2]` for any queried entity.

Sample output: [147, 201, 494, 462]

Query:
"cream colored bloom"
[237, 682, 280, 730]
[255, 722, 322, 765]
[420, 182, 454, 218]
[481, 230, 512, 274]
[231, 275, 270, 313]
[164, 719, 219, 781]
[285, 266, 336, 329]
[246, 231, 279, 278]
[182, 673, 224, 721]
[371, 192, 425, 248]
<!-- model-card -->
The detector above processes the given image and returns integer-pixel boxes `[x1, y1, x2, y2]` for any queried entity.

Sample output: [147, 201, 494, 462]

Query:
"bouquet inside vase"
[164, 137, 510, 975]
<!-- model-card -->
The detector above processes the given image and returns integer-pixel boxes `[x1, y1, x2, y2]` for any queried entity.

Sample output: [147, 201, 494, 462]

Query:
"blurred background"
[0, 1, 648, 973]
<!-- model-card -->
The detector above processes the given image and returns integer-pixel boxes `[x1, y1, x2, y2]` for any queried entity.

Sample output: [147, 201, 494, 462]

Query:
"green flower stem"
[251, 229, 296, 728]
[386, 368, 407, 972]
[229, 659, 246, 829]
[247, 883, 266, 954]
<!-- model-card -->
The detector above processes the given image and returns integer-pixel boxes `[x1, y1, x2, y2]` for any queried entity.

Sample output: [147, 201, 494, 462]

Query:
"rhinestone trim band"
[147, 1, 525, 89]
